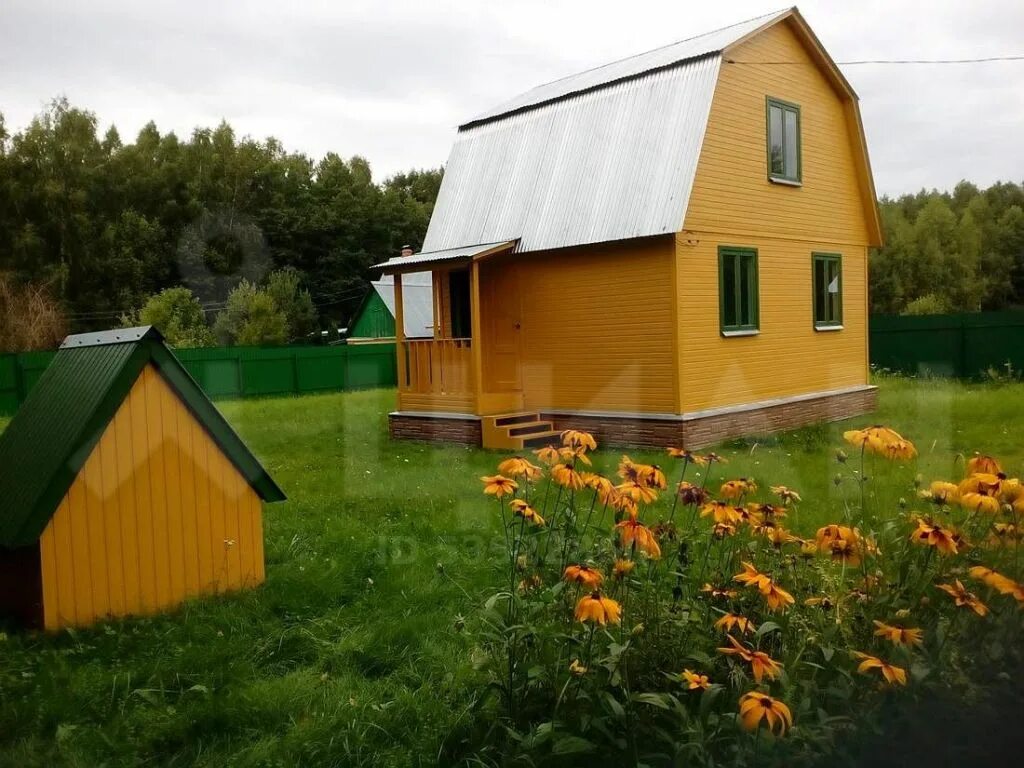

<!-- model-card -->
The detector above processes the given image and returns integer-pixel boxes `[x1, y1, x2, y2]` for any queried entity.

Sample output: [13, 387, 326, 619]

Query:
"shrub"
[128, 286, 215, 347]
[213, 280, 288, 346]
[469, 429, 1024, 765]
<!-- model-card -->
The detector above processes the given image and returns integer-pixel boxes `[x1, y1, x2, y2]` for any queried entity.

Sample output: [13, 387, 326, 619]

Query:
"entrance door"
[481, 261, 522, 396]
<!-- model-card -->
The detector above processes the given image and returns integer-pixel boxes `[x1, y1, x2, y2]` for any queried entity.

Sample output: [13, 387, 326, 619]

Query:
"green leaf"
[755, 621, 781, 638]
[633, 692, 673, 710]
[552, 735, 596, 755]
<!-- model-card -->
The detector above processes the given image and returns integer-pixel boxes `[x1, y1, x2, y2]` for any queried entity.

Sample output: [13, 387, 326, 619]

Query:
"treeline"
[0, 98, 441, 347]
[872, 181, 1024, 314]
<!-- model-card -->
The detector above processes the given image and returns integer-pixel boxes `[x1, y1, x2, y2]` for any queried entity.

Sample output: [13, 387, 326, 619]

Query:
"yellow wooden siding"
[683, 20, 872, 246]
[675, 233, 867, 412]
[38, 364, 264, 630]
[485, 236, 677, 413]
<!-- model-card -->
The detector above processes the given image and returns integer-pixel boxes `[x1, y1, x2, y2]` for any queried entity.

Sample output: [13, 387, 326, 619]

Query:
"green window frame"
[766, 97, 801, 184]
[718, 246, 759, 335]
[812, 253, 843, 329]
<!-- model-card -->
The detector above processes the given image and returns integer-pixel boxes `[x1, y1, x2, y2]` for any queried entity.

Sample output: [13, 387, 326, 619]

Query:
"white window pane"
[768, 106, 784, 176]
[783, 109, 798, 177]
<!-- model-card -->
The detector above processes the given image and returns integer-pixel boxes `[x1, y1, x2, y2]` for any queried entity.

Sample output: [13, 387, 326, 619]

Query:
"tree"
[266, 268, 317, 341]
[129, 286, 214, 347]
[212, 280, 287, 346]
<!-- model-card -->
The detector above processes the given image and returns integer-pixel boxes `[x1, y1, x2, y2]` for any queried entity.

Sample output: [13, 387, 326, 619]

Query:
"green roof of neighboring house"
[0, 326, 285, 549]
[349, 289, 396, 339]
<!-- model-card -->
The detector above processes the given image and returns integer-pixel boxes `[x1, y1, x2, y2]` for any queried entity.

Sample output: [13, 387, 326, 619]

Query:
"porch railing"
[401, 338, 474, 398]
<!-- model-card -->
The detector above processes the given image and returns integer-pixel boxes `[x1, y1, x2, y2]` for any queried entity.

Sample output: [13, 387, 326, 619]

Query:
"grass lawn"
[0, 377, 1022, 766]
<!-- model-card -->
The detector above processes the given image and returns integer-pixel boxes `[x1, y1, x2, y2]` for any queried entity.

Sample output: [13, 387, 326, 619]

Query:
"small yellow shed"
[0, 326, 285, 630]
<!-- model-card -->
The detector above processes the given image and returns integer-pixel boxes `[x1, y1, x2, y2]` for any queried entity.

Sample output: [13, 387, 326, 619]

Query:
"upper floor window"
[766, 97, 801, 184]
[812, 253, 843, 329]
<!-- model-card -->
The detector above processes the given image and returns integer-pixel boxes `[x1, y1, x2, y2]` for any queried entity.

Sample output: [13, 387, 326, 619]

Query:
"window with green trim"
[766, 97, 800, 183]
[812, 253, 843, 328]
[719, 247, 759, 334]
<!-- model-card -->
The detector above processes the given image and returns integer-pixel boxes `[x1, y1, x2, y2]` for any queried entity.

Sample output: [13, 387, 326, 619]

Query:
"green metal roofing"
[0, 326, 285, 548]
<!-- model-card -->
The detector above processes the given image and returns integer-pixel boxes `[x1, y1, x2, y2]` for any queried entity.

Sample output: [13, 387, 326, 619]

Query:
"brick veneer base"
[388, 386, 877, 450]
[545, 386, 878, 449]
[389, 413, 482, 444]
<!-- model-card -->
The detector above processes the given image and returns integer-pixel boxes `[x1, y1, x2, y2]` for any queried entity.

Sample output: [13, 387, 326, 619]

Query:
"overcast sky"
[1, 0, 1022, 197]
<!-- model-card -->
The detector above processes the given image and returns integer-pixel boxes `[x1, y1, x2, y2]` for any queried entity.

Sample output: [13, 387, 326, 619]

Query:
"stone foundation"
[389, 412, 482, 444]
[388, 386, 877, 450]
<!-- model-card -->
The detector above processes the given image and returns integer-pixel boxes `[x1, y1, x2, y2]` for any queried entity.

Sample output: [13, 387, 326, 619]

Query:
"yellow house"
[0, 326, 285, 630]
[376, 7, 882, 450]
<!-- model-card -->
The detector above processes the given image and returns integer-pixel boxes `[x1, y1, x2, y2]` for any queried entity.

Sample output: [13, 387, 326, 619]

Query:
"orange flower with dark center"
[667, 448, 708, 466]
[582, 472, 615, 498]
[705, 452, 727, 465]
[533, 445, 560, 466]
[853, 651, 907, 686]
[714, 613, 756, 634]
[700, 583, 739, 600]
[617, 455, 642, 483]
[919, 480, 959, 505]
[936, 579, 989, 616]
[967, 453, 1002, 476]
[717, 635, 782, 682]
[733, 561, 771, 591]
[497, 456, 542, 481]
[720, 478, 757, 500]
[563, 564, 603, 589]
[770, 485, 802, 504]
[739, 691, 793, 735]
[676, 481, 710, 506]
[701, 501, 742, 526]
[481, 475, 518, 498]
[616, 480, 658, 505]
[958, 472, 1003, 496]
[872, 620, 924, 647]
[552, 463, 586, 490]
[759, 580, 795, 612]
[510, 499, 545, 526]
[561, 429, 597, 451]
[575, 591, 622, 625]
[712, 522, 738, 538]
[761, 524, 795, 548]
[959, 490, 1002, 515]
[681, 669, 711, 690]
[968, 566, 1022, 599]
[612, 559, 635, 580]
[911, 517, 960, 556]
[749, 502, 786, 520]
[843, 425, 917, 460]
[616, 516, 661, 558]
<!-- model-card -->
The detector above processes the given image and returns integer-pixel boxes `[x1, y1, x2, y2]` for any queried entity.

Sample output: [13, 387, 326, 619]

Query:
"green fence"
[0, 342, 397, 416]
[870, 311, 1024, 378]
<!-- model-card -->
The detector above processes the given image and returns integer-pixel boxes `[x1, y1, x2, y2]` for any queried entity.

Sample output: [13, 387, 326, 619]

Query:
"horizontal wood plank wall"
[37, 363, 264, 630]
[676, 18, 871, 413]
[676, 235, 867, 411]
[683, 19, 871, 246]
[494, 236, 677, 414]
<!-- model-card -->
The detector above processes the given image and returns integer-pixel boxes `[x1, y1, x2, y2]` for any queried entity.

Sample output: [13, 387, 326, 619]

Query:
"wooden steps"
[481, 412, 562, 450]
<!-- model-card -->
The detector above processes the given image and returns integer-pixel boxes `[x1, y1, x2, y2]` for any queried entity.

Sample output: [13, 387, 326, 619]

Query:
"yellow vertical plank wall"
[485, 236, 677, 414]
[36, 363, 265, 630]
[677, 18, 872, 412]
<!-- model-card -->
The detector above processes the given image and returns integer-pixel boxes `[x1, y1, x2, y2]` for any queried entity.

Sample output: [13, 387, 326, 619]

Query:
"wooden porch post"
[469, 261, 483, 415]
[393, 272, 406, 409]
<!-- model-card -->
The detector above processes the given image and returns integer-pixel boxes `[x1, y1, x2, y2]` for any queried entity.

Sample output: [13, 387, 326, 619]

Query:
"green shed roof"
[0, 326, 285, 549]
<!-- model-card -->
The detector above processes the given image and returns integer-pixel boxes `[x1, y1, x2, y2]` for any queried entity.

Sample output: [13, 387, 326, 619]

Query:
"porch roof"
[373, 241, 515, 274]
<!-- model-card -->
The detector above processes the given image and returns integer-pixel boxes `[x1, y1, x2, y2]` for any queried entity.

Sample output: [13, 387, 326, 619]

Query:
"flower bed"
[471, 428, 1024, 765]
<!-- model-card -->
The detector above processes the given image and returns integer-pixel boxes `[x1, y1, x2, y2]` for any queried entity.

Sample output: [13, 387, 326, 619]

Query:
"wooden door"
[482, 261, 522, 393]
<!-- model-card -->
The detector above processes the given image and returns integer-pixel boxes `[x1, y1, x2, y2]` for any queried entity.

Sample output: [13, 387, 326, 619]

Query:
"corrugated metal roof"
[373, 241, 514, 271]
[372, 276, 435, 338]
[0, 326, 285, 548]
[465, 8, 789, 128]
[422, 56, 721, 254]
[420, 10, 796, 256]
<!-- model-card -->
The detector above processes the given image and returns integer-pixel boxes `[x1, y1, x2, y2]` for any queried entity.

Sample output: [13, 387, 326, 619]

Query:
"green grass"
[0, 378, 1022, 766]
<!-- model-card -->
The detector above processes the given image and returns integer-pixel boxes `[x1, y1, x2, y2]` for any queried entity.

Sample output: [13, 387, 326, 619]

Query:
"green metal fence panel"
[346, 343, 398, 389]
[869, 312, 1024, 378]
[0, 342, 397, 416]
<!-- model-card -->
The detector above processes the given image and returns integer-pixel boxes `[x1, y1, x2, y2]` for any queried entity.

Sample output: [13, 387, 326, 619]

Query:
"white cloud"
[1, 0, 1022, 192]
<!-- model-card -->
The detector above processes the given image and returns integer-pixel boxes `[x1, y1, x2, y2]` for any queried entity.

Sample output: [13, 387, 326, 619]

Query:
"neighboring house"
[375, 7, 882, 450]
[0, 326, 285, 630]
[347, 274, 435, 343]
